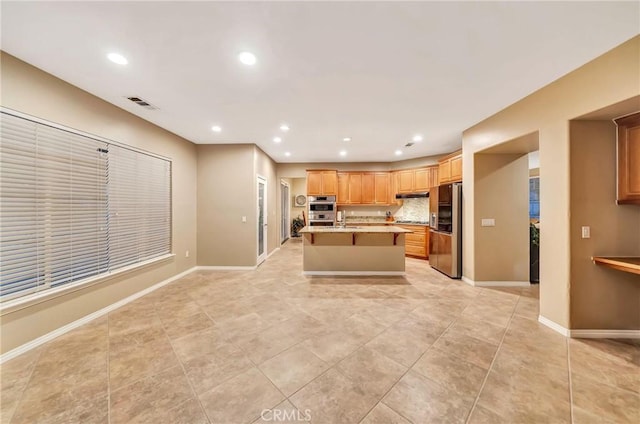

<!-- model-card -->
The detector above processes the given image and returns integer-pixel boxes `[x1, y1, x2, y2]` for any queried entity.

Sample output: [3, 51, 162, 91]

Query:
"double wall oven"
[308, 195, 336, 226]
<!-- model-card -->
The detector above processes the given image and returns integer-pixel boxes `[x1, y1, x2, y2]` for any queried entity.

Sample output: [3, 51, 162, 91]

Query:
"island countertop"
[299, 225, 412, 234]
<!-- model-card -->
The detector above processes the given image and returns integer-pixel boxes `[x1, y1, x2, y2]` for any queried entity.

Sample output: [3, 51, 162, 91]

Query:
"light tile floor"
[1, 238, 638, 423]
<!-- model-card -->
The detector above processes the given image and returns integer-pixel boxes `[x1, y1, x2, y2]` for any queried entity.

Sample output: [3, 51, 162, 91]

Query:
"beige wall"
[462, 36, 640, 329]
[569, 120, 640, 329]
[0, 52, 198, 353]
[197, 144, 279, 267]
[277, 155, 443, 179]
[474, 153, 529, 282]
[197, 144, 256, 266]
[291, 178, 307, 227]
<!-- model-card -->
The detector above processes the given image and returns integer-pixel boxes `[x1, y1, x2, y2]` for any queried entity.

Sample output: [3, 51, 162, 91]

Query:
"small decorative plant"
[530, 222, 540, 246]
[291, 216, 305, 237]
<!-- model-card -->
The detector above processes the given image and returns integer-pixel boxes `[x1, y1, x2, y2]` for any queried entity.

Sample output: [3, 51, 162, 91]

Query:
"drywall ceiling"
[1, 1, 638, 163]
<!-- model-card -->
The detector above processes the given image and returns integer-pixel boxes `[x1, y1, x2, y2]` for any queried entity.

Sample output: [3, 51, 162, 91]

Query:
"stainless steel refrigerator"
[429, 182, 462, 278]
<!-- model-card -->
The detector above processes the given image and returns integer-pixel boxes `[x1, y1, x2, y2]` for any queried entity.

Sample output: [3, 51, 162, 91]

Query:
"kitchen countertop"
[343, 220, 430, 227]
[299, 225, 411, 234]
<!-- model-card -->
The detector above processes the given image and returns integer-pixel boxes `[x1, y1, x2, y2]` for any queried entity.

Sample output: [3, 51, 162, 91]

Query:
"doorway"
[528, 151, 540, 283]
[280, 180, 290, 244]
[257, 176, 267, 265]
[472, 131, 539, 285]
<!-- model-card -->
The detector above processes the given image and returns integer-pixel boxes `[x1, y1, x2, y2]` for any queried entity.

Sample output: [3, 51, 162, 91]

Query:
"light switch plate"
[481, 218, 495, 227]
[242, 216, 247, 223]
[581, 226, 590, 238]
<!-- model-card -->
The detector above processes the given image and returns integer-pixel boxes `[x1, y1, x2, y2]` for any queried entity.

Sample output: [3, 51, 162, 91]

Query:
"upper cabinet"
[374, 172, 391, 204]
[312, 166, 438, 203]
[397, 170, 414, 193]
[307, 170, 337, 196]
[333, 171, 391, 205]
[438, 150, 463, 184]
[337, 172, 349, 203]
[397, 166, 439, 193]
[615, 112, 640, 205]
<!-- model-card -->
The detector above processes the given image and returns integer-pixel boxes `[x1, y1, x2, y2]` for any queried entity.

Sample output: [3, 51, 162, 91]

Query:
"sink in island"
[299, 225, 412, 275]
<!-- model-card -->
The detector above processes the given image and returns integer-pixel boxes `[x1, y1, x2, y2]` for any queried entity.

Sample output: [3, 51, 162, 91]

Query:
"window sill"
[0, 253, 176, 316]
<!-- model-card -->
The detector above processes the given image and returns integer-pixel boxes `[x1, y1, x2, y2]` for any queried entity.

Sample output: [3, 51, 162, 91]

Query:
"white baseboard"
[569, 329, 640, 339]
[538, 315, 639, 339]
[196, 265, 257, 271]
[0, 266, 197, 364]
[462, 276, 530, 287]
[538, 315, 570, 336]
[303, 271, 406, 276]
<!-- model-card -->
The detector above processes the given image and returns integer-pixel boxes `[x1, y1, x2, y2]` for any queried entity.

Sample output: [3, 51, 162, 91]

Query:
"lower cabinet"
[396, 225, 429, 259]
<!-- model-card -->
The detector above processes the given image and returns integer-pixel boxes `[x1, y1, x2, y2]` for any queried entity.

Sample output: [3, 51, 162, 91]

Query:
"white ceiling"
[1, 1, 638, 163]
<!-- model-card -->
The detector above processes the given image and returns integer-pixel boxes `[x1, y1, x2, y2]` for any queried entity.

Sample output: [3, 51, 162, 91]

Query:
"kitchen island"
[299, 225, 412, 275]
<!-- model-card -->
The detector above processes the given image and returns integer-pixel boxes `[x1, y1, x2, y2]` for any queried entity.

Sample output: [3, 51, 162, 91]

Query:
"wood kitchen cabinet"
[361, 173, 375, 204]
[398, 170, 415, 193]
[414, 168, 430, 191]
[374, 172, 390, 204]
[390, 171, 401, 205]
[337, 172, 349, 204]
[395, 166, 438, 193]
[337, 171, 392, 205]
[615, 113, 640, 205]
[307, 170, 337, 196]
[396, 224, 429, 259]
[349, 173, 363, 203]
[438, 150, 462, 184]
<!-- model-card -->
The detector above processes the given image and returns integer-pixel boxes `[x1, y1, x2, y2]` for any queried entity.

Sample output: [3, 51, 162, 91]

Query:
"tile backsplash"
[337, 198, 429, 222]
[397, 198, 429, 221]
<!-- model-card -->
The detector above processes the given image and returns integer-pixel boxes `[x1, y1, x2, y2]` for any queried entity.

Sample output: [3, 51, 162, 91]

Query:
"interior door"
[280, 181, 290, 244]
[257, 176, 267, 265]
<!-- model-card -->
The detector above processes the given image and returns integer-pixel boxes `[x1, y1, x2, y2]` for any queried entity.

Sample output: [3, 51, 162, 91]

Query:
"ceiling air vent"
[126, 96, 159, 110]
[404, 142, 415, 147]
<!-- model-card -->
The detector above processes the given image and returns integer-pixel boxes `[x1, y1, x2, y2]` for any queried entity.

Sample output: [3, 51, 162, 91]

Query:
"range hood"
[395, 192, 429, 199]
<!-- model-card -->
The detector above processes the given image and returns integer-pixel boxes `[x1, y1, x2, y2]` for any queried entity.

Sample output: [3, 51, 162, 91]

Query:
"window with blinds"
[0, 111, 171, 301]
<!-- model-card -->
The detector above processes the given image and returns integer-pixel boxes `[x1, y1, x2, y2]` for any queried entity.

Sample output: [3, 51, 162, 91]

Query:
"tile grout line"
[463, 292, 520, 424]
[107, 314, 112, 424]
[365, 315, 461, 424]
[567, 338, 575, 424]
[280, 309, 403, 416]
[5, 343, 45, 424]
[159, 303, 215, 424]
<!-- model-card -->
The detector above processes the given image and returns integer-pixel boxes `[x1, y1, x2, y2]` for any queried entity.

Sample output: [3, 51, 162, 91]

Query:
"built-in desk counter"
[592, 257, 640, 276]
[299, 226, 411, 276]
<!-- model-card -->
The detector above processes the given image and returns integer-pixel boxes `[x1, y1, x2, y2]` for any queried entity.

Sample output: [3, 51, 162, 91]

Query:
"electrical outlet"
[185, 250, 189, 258]
[581, 226, 590, 239]
[481, 218, 495, 227]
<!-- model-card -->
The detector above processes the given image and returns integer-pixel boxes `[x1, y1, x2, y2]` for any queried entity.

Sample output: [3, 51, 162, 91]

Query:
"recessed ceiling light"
[273, 137, 282, 143]
[107, 53, 128, 65]
[284, 152, 291, 157]
[412, 134, 423, 142]
[211, 125, 222, 132]
[280, 124, 290, 132]
[238, 51, 257, 66]
[339, 150, 347, 157]
[395, 150, 403, 156]
[343, 137, 351, 142]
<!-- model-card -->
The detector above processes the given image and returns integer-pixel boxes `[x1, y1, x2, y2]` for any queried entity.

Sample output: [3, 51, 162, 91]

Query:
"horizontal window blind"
[0, 111, 171, 301]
